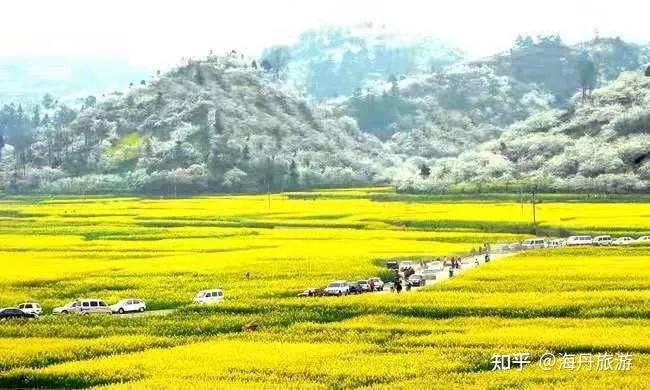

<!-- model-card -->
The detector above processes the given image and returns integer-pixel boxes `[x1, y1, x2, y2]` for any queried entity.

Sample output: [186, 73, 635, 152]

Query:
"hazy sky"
[3, 0, 649, 66]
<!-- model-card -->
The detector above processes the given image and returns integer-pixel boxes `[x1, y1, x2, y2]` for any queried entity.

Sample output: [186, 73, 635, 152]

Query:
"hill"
[470, 36, 649, 103]
[394, 71, 650, 193]
[272, 24, 463, 99]
[0, 54, 391, 194]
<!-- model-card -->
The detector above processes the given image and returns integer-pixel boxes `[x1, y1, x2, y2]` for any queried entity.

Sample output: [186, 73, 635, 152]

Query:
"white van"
[193, 289, 224, 304]
[566, 236, 593, 246]
[521, 238, 547, 249]
[53, 299, 111, 315]
[426, 261, 444, 272]
[593, 235, 613, 246]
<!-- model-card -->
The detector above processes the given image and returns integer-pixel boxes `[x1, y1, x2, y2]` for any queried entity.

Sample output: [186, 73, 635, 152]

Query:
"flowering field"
[0, 189, 648, 388]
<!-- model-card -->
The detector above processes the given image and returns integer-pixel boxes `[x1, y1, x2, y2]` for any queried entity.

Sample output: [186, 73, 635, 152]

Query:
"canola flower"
[0, 190, 648, 388]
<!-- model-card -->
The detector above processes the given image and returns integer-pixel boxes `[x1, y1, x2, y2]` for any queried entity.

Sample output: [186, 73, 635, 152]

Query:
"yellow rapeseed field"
[0, 189, 648, 388]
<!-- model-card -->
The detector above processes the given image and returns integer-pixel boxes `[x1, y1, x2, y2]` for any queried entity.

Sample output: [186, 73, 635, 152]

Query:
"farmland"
[0, 188, 649, 388]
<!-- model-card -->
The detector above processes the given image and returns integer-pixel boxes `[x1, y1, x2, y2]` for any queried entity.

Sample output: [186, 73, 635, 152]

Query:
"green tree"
[194, 68, 205, 85]
[42, 93, 55, 109]
[287, 159, 299, 188]
[261, 46, 291, 81]
[82, 96, 97, 111]
[514, 35, 534, 49]
[419, 164, 431, 179]
[577, 52, 597, 101]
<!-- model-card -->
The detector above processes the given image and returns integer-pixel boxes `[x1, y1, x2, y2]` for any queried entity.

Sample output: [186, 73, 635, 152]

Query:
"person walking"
[395, 279, 402, 293]
[369, 279, 375, 292]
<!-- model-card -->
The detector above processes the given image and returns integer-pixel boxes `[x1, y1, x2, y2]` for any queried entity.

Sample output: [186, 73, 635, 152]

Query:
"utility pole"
[531, 190, 537, 232]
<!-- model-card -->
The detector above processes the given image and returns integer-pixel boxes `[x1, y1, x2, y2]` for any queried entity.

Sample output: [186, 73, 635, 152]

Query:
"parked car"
[367, 277, 384, 291]
[636, 236, 650, 243]
[593, 235, 613, 246]
[548, 239, 566, 247]
[111, 299, 146, 314]
[193, 289, 224, 304]
[0, 308, 38, 320]
[53, 301, 81, 315]
[347, 281, 364, 294]
[408, 274, 425, 287]
[422, 269, 437, 281]
[17, 302, 42, 315]
[357, 280, 371, 292]
[426, 261, 444, 271]
[297, 288, 323, 297]
[386, 261, 399, 270]
[324, 281, 349, 296]
[613, 237, 635, 246]
[53, 299, 111, 315]
[399, 261, 413, 271]
[521, 238, 547, 249]
[566, 236, 593, 246]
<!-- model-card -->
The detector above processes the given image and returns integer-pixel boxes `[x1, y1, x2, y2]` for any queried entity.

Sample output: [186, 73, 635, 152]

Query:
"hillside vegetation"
[396, 72, 650, 193]
[0, 55, 391, 194]
[1, 31, 649, 194]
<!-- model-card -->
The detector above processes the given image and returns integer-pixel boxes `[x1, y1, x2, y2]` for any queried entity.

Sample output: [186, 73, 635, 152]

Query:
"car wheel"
[139, 307, 145, 312]
[118, 308, 125, 314]
[83, 312, 89, 316]
[61, 310, 68, 315]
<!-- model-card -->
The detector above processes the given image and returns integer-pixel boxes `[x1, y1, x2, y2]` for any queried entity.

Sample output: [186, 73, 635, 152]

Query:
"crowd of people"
[389, 243, 493, 294]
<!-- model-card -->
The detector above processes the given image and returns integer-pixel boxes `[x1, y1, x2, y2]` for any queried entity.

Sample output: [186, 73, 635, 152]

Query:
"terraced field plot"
[0, 189, 648, 388]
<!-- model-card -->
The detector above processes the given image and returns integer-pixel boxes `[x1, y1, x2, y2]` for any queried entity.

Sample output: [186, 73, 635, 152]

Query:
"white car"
[422, 269, 437, 280]
[636, 236, 650, 244]
[18, 302, 42, 315]
[193, 289, 224, 304]
[324, 281, 349, 296]
[593, 235, 613, 246]
[548, 239, 566, 247]
[111, 299, 146, 314]
[566, 236, 593, 246]
[53, 299, 111, 315]
[357, 280, 371, 292]
[426, 261, 444, 272]
[367, 277, 384, 291]
[521, 238, 547, 249]
[613, 237, 635, 246]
